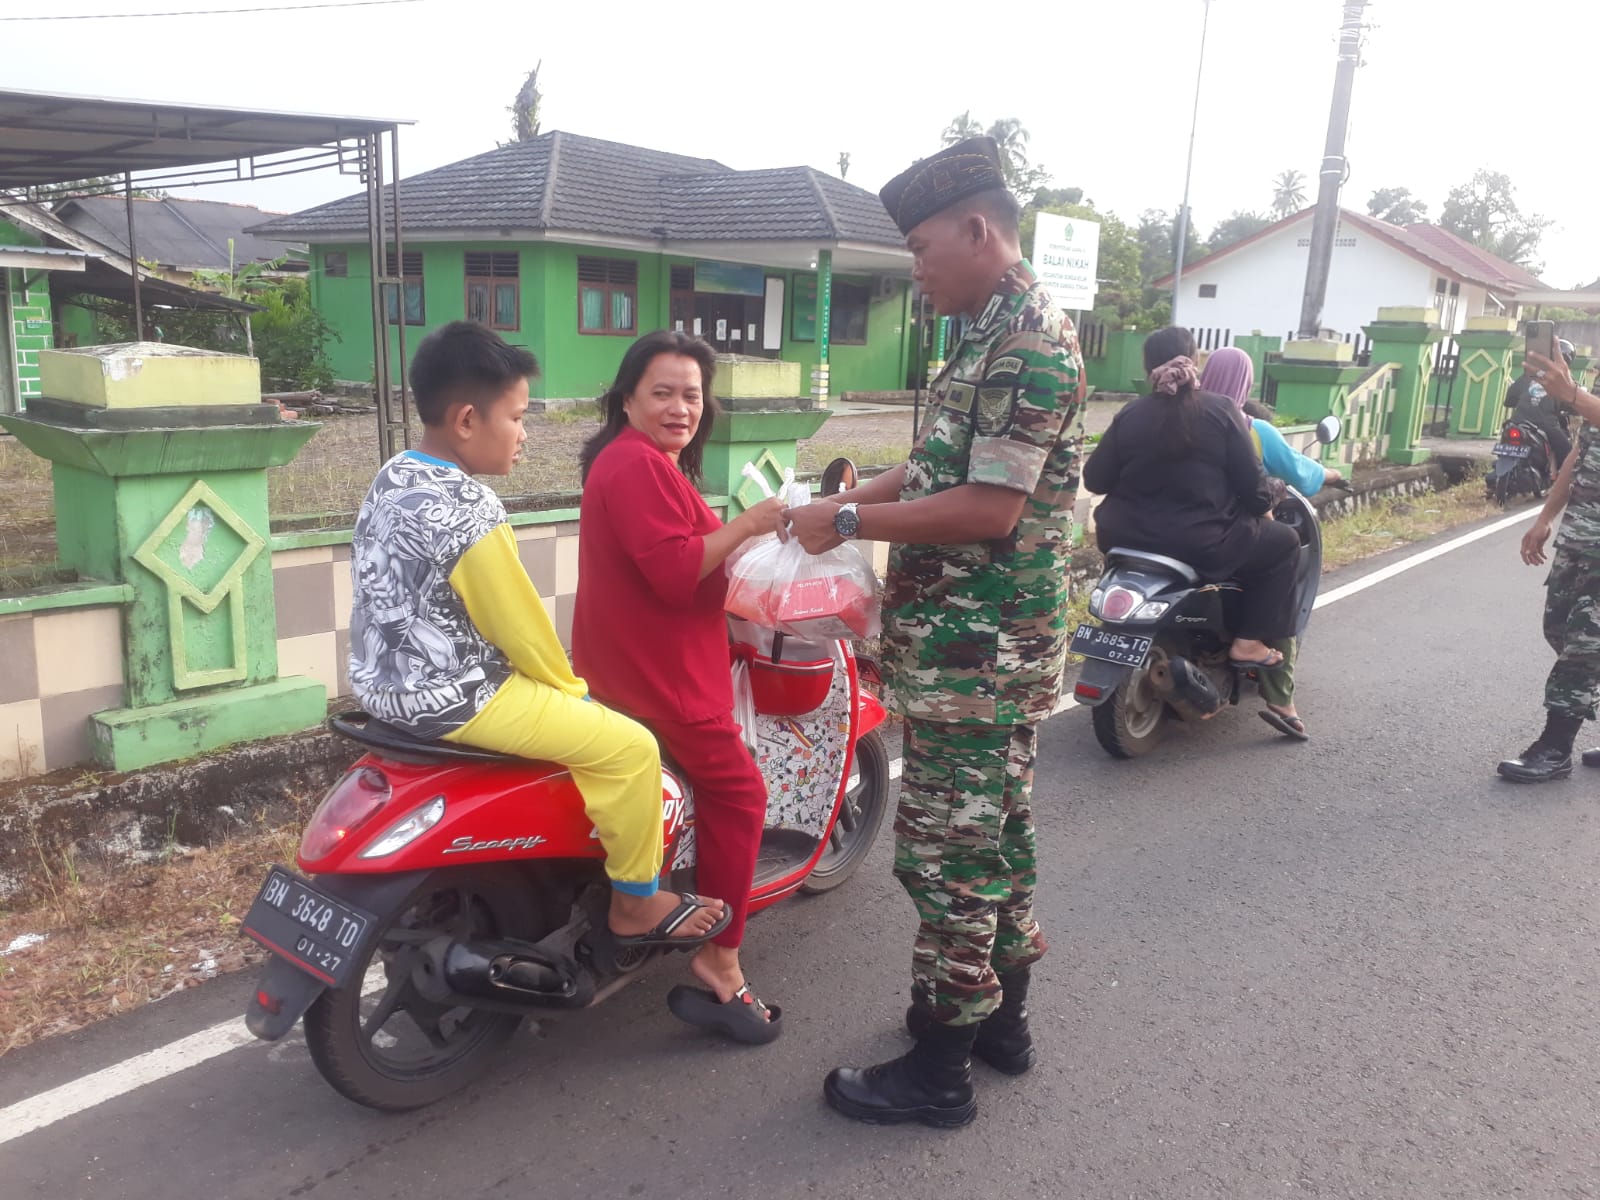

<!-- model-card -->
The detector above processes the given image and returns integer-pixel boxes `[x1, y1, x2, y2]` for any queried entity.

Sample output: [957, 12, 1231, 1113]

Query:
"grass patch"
[1320, 479, 1501, 572]
[0, 793, 316, 1056]
[798, 440, 911, 473]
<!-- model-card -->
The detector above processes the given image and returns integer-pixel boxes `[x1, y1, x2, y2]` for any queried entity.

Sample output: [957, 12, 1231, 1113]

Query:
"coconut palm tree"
[941, 110, 984, 144]
[1271, 169, 1307, 219]
[940, 114, 1050, 195]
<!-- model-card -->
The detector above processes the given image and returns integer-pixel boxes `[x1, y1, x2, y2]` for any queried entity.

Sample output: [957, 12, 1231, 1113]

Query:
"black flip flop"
[667, 983, 784, 1045]
[1259, 709, 1310, 741]
[610, 892, 731, 950]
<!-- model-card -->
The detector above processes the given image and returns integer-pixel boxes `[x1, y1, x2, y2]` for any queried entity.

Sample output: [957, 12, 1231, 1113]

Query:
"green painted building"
[0, 215, 74, 413]
[250, 132, 916, 401]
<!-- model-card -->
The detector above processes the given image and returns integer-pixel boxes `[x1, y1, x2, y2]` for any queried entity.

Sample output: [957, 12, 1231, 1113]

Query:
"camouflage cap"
[880, 136, 1008, 236]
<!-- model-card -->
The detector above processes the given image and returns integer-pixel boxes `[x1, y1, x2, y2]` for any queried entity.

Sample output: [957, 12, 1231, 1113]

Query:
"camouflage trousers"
[1543, 548, 1600, 721]
[894, 717, 1049, 1026]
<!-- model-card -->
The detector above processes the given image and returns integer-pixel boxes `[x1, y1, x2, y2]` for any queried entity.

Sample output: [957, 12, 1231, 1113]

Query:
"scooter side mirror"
[820, 457, 859, 497]
[1315, 415, 1342, 445]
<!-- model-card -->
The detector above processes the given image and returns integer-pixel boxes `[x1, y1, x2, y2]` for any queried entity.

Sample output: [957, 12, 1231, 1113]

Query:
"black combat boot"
[823, 1020, 978, 1128]
[1498, 712, 1582, 783]
[904, 968, 1035, 1075]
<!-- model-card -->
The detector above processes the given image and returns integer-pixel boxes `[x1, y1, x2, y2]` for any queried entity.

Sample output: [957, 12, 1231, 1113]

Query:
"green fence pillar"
[702, 357, 830, 516]
[1449, 317, 1519, 438]
[1264, 340, 1366, 462]
[1363, 306, 1444, 465]
[0, 343, 326, 772]
[1232, 332, 1283, 399]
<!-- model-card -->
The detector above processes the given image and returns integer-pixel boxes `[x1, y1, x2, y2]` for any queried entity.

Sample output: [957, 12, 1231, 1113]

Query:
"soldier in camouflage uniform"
[785, 136, 1084, 1128]
[1499, 346, 1600, 781]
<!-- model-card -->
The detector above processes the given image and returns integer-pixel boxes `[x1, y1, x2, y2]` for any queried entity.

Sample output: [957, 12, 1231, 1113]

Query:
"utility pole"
[1170, 0, 1213, 324]
[1297, 0, 1368, 340]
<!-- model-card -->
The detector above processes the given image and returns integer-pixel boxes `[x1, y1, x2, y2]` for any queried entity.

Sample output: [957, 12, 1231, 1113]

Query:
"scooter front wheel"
[801, 730, 890, 895]
[1091, 665, 1169, 759]
[302, 867, 535, 1111]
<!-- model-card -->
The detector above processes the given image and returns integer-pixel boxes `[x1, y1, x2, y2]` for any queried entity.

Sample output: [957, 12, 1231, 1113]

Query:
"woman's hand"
[735, 497, 787, 541]
[1323, 467, 1344, 485]
[1522, 517, 1554, 566]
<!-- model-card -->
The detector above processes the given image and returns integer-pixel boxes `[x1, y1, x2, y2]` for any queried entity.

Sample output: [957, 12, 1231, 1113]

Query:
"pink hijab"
[1198, 346, 1254, 416]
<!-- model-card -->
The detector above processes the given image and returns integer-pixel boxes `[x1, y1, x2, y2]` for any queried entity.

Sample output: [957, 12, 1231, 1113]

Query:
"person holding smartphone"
[1498, 343, 1600, 781]
[1505, 323, 1574, 470]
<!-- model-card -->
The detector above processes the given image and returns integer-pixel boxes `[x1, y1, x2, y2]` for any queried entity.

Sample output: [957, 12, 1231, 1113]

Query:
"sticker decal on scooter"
[443, 834, 549, 855]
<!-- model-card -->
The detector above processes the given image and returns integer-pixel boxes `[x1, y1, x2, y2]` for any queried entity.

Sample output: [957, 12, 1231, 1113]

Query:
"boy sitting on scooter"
[346, 320, 727, 949]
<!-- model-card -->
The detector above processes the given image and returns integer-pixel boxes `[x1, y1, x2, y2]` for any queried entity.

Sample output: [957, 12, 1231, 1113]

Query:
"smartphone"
[1526, 320, 1557, 365]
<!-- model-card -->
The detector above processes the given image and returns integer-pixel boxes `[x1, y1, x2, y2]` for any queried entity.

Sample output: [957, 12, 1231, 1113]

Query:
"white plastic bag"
[729, 653, 758, 751]
[725, 468, 881, 640]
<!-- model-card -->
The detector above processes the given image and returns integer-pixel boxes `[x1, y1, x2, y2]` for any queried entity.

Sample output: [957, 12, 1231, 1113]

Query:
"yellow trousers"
[446, 673, 664, 893]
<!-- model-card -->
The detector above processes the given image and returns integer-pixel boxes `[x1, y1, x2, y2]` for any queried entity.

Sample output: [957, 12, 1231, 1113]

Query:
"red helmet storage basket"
[749, 654, 834, 716]
[730, 622, 836, 716]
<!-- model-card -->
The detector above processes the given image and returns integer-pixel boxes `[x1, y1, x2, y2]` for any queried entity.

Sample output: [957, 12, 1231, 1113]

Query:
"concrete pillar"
[1362, 306, 1444, 465]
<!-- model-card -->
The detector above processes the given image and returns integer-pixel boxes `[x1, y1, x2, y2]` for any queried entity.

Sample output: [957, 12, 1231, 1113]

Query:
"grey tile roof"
[54, 196, 305, 271]
[248, 131, 903, 247]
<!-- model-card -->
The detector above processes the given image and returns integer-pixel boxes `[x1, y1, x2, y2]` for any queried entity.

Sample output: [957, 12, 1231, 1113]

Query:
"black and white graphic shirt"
[348, 452, 512, 738]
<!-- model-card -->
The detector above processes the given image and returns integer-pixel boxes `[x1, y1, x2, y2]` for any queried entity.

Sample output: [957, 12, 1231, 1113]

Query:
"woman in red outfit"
[574, 330, 787, 1043]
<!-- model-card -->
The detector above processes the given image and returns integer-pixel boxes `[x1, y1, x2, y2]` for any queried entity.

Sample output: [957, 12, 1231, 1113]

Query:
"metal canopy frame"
[0, 88, 414, 458]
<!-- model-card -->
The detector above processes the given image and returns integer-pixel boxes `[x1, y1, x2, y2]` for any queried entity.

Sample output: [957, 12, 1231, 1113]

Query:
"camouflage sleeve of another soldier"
[965, 324, 1085, 495]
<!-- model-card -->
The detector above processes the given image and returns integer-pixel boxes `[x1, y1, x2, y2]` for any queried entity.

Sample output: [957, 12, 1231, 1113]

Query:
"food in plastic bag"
[724, 468, 881, 640]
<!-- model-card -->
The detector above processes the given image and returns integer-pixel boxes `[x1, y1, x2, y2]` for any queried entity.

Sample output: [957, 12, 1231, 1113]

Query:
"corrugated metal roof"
[54, 196, 304, 271]
[0, 88, 405, 189]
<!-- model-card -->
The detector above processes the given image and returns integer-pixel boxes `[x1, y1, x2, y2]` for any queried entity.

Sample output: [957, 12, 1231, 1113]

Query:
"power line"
[0, 0, 420, 21]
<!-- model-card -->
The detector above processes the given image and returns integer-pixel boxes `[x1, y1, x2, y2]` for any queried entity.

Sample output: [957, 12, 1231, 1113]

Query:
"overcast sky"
[7, 0, 1591, 287]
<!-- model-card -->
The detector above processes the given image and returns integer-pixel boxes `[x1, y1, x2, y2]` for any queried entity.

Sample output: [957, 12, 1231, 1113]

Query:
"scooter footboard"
[1072, 659, 1133, 706]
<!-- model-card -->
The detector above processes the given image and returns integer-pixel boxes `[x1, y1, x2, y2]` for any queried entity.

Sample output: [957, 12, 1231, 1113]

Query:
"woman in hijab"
[1084, 327, 1300, 671]
[1197, 346, 1342, 739]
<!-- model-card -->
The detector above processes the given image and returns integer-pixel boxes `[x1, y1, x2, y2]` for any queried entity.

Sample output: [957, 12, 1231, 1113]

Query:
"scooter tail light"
[1097, 586, 1142, 622]
[1074, 683, 1103, 700]
[299, 766, 391, 863]
[1508, 425, 1523, 442]
[359, 795, 447, 859]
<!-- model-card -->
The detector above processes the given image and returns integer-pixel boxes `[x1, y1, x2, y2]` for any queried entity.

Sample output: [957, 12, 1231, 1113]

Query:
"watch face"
[834, 506, 859, 537]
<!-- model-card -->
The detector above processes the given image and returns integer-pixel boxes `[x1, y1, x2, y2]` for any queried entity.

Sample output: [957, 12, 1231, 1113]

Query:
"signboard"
[694, 260, 765, 297]
[1032, 212, 1099, 311]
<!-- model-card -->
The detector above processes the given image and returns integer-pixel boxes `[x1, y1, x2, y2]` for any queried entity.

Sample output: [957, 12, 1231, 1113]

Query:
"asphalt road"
[3, 511, 1597, 1200]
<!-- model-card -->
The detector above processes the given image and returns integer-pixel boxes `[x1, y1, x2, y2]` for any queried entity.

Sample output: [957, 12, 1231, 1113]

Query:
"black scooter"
[1072, 416, 1342, 758]
[1486, 416, 1553, 506]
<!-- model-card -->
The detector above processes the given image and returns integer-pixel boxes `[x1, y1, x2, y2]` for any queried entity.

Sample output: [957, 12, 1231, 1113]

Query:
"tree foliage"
[506, 61, 542, 145]
[1440, 169, 1552, 271]
[1366, 186, 1428, 226]
[940, 112, 1052, 197]
[28, 176, 165, 202]
[1208, 210, 1271, 253]
[1271, 169, 1307, 219]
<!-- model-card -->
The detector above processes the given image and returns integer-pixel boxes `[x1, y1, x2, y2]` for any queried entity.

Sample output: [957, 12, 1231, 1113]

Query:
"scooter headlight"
[359, 795, 447, 859]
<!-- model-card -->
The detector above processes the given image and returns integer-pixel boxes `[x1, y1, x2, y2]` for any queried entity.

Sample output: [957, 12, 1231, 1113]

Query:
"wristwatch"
[833, 502, 861, 539]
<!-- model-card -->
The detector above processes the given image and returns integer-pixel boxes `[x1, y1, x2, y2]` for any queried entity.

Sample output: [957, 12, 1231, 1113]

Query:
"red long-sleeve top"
[572, 426, 732, 723]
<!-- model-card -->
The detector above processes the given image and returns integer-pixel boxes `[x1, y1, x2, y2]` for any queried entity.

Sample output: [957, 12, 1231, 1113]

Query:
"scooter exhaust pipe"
[432, 938, 594, 1010]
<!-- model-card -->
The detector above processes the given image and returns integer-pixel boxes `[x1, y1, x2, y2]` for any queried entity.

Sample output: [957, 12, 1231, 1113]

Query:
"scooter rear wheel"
[801, 730, 890, 895]
[1091, 666, 1169, 759]
[302, 867, 536, 1111]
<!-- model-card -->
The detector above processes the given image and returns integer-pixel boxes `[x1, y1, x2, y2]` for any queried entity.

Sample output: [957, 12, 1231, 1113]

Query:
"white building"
[1157, 207, 1544, 339]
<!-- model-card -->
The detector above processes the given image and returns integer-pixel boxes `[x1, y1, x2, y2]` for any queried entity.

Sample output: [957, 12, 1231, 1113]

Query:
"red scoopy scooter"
[242, 613, 888, 1112]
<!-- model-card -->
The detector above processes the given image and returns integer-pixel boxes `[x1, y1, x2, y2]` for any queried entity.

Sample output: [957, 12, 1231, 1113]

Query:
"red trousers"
[651, 711, 768, 949]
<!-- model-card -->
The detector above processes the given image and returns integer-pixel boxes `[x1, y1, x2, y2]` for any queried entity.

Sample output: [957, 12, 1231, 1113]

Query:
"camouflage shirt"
[881, 260, 1085, 726]
[1556, 420, 1600, 559]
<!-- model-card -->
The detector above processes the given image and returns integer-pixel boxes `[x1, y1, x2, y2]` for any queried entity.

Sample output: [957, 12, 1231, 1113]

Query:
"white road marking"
[0, 1016, 258, 1147]
[0, 509, 1530, 1143]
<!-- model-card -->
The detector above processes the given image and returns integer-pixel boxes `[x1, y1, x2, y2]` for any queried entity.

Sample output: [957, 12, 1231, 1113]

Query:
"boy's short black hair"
[409, 320, 540, 425]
